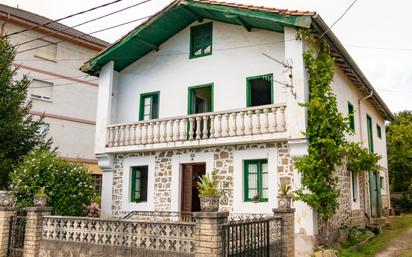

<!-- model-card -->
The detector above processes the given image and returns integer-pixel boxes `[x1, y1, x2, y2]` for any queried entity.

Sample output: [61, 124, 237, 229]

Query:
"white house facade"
[82, 1, 393, 255]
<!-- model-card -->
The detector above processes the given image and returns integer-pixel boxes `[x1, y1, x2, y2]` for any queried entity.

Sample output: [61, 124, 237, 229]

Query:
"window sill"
[31, 97, 53, 103]
[189, 52, 212, 59]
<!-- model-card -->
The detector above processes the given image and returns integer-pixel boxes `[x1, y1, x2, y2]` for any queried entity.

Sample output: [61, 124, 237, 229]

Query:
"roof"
[81, 0, 394, 121]
[0, 3, 110, 48]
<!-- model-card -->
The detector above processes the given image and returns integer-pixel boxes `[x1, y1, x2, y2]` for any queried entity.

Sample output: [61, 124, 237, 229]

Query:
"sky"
[1, 0, 411, 113]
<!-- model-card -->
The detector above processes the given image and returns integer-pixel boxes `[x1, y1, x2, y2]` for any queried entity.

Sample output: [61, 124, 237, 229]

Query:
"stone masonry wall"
[111, 142, 293, 218]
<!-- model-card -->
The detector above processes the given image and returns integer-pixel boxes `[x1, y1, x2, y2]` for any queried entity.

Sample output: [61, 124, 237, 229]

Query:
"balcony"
[105, 103, 287, 152]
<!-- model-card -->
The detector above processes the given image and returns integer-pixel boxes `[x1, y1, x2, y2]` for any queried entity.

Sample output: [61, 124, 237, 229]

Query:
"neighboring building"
[0, 4, 110, 195]
[81, 0, 393, 255]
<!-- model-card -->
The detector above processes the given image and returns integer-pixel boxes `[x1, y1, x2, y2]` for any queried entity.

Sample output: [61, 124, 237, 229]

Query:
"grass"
[337, 215, 412, 257]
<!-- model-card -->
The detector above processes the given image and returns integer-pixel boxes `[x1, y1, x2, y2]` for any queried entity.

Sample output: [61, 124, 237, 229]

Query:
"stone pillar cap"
[192, 211, 229, 218]
[273, 208, 296, 213]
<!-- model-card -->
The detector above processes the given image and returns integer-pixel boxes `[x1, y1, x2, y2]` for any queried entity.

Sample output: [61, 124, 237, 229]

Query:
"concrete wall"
[3, 21, 101, 162]
[39, 240, 194, 257]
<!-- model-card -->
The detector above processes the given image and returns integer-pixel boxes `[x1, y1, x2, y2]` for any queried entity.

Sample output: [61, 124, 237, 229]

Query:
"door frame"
[180, 162, 206, 212]
[187, 83, 214, 115]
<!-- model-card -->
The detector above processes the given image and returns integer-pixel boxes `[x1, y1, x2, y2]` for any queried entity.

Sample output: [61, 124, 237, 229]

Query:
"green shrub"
[10, 149, 95, 216]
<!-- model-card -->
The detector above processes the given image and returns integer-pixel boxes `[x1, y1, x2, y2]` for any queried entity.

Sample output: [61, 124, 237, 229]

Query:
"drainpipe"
[358, 91, 373, 220]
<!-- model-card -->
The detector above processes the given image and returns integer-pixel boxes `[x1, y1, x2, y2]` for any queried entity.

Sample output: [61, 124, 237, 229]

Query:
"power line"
[320, 0, 358, 39]
[2, 0, 124, 38]
[346, 44, 412, 52]
[15, 0, 152, 47]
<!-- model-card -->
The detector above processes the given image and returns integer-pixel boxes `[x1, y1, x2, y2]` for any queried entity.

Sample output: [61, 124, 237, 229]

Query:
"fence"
[0, 208, 295, 257]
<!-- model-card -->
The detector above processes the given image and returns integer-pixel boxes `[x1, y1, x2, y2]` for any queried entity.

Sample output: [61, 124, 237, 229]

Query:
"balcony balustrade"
[106, 103, 287, 150]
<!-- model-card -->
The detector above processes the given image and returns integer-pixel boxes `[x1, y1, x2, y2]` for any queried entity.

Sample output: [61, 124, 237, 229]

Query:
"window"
[367, 115, 374, 153]
[131, 166, 148, 203]
[29, 79, 53, 101]
[139, 92, 159, 121]
[92, 174, 102, 196]
[190, 22, 212, 58]
[244, 159, 268, 202]
[351, 171, 359, 203]
[348, 102, 355, 130]
[246, 74, 273, 107]
[377, 124, 382, 139]
[35, 39, 57, 61]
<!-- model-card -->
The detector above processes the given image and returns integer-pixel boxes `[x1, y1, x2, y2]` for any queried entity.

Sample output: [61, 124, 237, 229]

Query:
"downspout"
[358, 91, 373, 220]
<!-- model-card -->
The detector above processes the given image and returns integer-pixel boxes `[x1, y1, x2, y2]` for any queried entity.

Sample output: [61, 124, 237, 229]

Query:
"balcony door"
[181, 163, 206, 212]
[188, 84, 213, 115]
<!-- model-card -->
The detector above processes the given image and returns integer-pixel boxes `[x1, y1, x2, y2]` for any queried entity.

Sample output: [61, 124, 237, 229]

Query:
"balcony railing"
[106, 103, 287, 149]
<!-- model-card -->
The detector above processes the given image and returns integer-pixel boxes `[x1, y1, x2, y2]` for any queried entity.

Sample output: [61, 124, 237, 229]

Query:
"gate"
[7, 210, 26, 257]
[222, 216, 272, 257]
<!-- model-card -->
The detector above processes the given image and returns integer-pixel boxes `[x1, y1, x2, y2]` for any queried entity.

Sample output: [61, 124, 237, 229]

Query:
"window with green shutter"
[131, 166, 148, 203]
[348, 102, 355, 130]
[190, 22, 212, 59]
[377, 124, 382, 139]
[244, 159, 268, 202]
[139, 92, 159, 121]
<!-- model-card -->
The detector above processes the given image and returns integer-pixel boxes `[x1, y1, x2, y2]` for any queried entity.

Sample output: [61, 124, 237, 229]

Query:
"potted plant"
[278, 183, 293, 209]
[33, 187, 48, 207]
[197, 170, 220, 212]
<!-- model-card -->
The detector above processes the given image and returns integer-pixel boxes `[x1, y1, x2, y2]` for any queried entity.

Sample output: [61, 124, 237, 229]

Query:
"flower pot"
[0, 191, 15, 207]
[277, 195, 292, 209]
[199, 195, 220, 212]
[33, 195, 48, 207]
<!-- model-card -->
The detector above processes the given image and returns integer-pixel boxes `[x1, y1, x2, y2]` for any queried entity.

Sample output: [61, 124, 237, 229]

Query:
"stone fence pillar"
[0, 207, 17, 257]
[273, 208, 295, 257]
[23, 207, 51, 257]
[193, 212, 228, 257]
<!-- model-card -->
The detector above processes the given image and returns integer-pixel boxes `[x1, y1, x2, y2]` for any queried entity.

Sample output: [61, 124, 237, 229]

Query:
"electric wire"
[320, 0, 358, 39]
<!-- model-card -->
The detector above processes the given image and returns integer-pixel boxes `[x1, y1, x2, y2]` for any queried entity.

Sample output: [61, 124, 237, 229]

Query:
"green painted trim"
[187, 83, 214, 115]
[348, 101, 355, 131]
[189, 22, 213, 59]
[131, 168, 136, 202]
[246, 73, 274, 107]
[243, 159, 268, 202]
[367, 114, 374, 153]
[377, 124, 382, 139]
[139, 91, 160, 121]
[130, 166, 148, 203]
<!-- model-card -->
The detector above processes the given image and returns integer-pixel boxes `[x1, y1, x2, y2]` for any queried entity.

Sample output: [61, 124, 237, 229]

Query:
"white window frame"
[350, 171, 360, 210]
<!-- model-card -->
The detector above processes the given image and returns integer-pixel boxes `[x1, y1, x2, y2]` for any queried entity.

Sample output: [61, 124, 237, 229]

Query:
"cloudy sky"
[1, 0, 411, 113]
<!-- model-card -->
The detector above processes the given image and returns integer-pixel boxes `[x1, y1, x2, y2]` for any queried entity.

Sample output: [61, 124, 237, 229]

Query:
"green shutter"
[131, 168, 136, 202]
[348, 102, 355, 130]
[367, 115, 374, 153]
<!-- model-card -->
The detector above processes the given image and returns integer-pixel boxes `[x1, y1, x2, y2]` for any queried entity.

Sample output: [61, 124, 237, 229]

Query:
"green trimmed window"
[377, 124, 382, 139]
[131, 166, 148, 203]
[246, 74, 273, 107]
[348, 102, 355, 130]
[367, 115, 374, 153]
[139, 92, 159, 121]
[244, 159, 268, 202]
[190, 22, 212, 58]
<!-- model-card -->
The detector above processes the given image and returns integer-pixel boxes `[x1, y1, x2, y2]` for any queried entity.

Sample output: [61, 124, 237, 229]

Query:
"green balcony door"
[367, 115, 381, 217]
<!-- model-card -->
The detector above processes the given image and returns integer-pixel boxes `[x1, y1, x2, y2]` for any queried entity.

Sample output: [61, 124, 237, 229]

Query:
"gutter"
[311, 14, 394, 121]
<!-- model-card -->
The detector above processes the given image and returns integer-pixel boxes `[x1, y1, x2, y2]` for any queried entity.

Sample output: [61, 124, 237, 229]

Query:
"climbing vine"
[295, 29, 381, 220]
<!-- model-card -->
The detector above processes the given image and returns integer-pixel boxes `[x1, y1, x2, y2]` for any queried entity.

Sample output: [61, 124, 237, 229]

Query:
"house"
[0, 4, 111, 195]
[81, 0, 393, 255]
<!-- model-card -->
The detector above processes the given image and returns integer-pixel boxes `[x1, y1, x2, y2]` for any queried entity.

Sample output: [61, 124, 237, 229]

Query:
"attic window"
[190, 22, 212, 59]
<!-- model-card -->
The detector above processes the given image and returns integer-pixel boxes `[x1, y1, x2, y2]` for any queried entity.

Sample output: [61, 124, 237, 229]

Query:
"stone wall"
[111, 142, 293, 218]
[38, 240, 194, 257]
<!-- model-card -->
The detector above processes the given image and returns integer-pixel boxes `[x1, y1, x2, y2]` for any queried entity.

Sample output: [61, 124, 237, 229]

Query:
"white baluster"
[109, 127, 115, 147]
[180, 118, 187, 141]
[160, 121, 166, 143]
[141, 123, 148, 144]
[237, 112, 245, 136]
[119, 126, 125, 146]
[201, 116, 208, 139]
[154, 122, 160, 143]
[245, 111, 253, 135]
[189, 117, 195, 140]
[173, 120, 180, 141]
[125, 125, 131, 145]
[195, 117, 202, 140]
[262, 108, 269, 134]
[279, 106, 286, 131]
[215, 114, 222, 138]
[148, 122, 154, 144]
[229, 113, 237, 136]
[222, 113, 229, 137]
[270, 107, 278, 133]
[166, 120, 173, 142]
[135, 124, 142, 145]
[131, 124, 136, 145]
[254, 110, 261, 135]
[209, 115, 215, 139]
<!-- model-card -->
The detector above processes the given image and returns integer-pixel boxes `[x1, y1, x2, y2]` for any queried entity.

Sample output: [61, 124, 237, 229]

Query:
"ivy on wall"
[294, 29, 380, 220]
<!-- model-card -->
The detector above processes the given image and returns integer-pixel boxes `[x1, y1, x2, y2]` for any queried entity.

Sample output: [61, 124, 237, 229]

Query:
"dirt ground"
[375, 225, 412, 257]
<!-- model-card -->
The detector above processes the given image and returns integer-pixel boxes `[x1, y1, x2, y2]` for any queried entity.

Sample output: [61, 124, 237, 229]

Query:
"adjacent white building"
[0, 3, 110, 194]
[81, 0, 393, 255]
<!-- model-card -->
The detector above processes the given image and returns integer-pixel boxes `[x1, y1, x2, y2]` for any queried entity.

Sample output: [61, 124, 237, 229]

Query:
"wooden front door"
[181, 163, 206, 212]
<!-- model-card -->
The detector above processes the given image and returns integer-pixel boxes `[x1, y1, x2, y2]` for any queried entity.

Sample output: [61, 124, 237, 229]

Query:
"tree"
[0, 38, 50, 189]
[386, 111, 412, 192]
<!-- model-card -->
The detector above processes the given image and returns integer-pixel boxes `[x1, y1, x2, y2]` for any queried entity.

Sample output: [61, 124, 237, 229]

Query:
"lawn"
[337, 215, 412, 257]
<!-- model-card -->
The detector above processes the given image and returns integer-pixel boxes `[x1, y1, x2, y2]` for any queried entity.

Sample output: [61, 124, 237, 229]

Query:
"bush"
[10, 149, 95, 216]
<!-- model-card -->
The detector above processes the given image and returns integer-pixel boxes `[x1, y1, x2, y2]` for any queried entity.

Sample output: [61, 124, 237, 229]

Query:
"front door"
[181, 163, 206, 212]
[367, 115, 381, 217]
